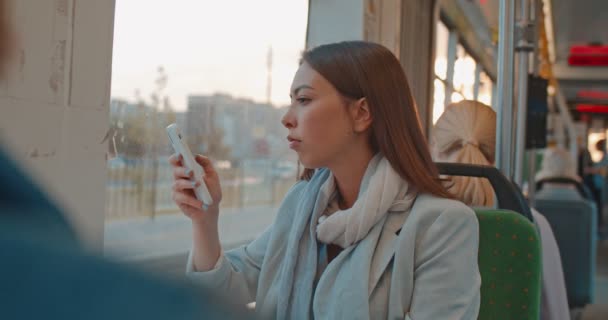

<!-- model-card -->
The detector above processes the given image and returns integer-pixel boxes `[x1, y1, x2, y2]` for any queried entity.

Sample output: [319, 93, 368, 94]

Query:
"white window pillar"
[0, 0, 115, 250]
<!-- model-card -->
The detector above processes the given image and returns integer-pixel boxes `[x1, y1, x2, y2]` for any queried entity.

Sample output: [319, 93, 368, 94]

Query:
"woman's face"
[282, 62, 361, 169]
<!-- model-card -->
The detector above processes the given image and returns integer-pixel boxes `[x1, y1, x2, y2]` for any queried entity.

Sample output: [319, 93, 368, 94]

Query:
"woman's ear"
[350, 98, 372, 133]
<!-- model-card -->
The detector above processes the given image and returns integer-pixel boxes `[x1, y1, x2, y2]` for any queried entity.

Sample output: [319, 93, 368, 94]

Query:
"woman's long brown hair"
[299, 41, 452, 199]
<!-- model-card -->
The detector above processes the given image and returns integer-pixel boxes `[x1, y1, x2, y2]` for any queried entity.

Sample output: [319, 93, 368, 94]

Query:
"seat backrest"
[533, 197, 597, 308]
[536, 177, 594, 200]
[435, 162, 534, 221]
[436, 163, 542, 318]
[475, 209, 542, 320]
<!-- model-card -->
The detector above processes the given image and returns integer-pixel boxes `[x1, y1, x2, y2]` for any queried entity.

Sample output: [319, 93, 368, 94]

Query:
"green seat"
[476, 209, 542, 320]
[435, 163, 543, 319]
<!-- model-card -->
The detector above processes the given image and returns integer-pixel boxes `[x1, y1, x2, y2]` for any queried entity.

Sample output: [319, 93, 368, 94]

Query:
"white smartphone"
[166, 123, 213, 208]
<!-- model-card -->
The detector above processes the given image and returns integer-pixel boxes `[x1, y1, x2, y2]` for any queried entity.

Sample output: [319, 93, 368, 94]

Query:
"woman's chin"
[298, 156, 322, 170]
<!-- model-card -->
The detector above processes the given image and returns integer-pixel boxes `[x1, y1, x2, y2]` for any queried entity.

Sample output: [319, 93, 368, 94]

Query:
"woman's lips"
[287, 136, 301, 149]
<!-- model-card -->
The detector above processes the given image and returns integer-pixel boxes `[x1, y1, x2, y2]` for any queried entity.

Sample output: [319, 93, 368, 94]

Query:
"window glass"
[106, 0, 309, 260]
[478, 71, 493, 107]
[431, 21, 450, 124]
[451, 91, 465, 103]
[434, 21, 449, 80]
[432, 78, 446, 124]
[453, 44, 476, 101]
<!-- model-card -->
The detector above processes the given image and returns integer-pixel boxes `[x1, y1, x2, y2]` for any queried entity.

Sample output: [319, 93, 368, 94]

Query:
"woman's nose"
[281, 108, 296, 129]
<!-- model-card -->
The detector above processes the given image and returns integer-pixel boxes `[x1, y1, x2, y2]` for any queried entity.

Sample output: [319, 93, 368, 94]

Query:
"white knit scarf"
[316, 154, 416, 247]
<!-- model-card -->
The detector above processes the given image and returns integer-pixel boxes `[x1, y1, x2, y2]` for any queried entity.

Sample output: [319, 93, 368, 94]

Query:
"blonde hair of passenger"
[432, 100, 496, 207]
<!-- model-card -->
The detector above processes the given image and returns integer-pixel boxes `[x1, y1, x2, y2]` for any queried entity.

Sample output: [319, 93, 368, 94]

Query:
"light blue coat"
[187, 169, 480, 319]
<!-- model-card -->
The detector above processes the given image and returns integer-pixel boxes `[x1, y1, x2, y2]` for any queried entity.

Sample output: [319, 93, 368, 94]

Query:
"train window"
[453, 44, 476, 101]
[432, 21, 450, 124]
[435, 22, 449, 80]
[105, 0, 308, 262]
[433, 25, 490, 125]
[433, 79, 447, 124]
[451, 91, 465, 103]
[478, 71, 493, 107]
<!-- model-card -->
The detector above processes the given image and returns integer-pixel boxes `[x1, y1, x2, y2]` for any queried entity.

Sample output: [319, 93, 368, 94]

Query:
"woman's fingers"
[168, 153, 182, 166]
[170, 153, 196, 179]
[172, 191, 204, 210]
[195, 155, 217, 176]
[173, 179, 200, 192]
[173, 166, 193, 179]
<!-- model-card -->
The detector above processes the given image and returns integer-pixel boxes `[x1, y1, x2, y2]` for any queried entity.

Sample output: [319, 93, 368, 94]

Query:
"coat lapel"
[368, 209, 409, 295]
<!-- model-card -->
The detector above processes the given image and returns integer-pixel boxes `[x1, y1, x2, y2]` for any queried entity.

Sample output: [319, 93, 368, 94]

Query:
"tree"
[107, 67, 175, 217]
[146, 66, 173, 218]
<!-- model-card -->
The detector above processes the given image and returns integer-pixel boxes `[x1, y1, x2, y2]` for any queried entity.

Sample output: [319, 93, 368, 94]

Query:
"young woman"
[171, 41, 480, 319]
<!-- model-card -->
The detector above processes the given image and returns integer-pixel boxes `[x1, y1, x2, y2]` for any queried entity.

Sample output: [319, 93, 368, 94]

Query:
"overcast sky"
[111, 0, 308, 110]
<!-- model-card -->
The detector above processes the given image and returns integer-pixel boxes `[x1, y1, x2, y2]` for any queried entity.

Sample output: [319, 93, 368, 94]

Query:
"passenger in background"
[430, 100, 497, 207]
[172, 41, 480, 319]
[537, 147, 582, 181]
[0, 1, 245, 319]
[578, 136, 594, 181]
[432, 100, 570, 320]
[593, 139, 608, 175]
[575, 138, 605, 231]
[594, 139, 608, 169]
[535, 147, 605, 319]
[579, 139, 602, 215]
[536, 147, 590, 201]
[593, 139, 606, 228]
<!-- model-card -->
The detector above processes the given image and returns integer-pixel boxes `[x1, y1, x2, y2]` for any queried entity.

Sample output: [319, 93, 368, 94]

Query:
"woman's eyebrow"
[290, 85, 314, 97]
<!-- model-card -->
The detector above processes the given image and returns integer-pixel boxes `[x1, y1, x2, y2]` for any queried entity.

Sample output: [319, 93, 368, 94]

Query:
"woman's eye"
[296, 97, 311, 104]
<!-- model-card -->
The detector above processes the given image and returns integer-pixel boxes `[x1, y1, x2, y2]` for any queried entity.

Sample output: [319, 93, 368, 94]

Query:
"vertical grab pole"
[527, 0, 542, 207]
[514, 0, 533, 187]
[496, 0, 516, 178]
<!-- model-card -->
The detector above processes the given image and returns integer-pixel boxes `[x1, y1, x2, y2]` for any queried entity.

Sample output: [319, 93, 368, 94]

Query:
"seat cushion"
[476, 209, 542, 319]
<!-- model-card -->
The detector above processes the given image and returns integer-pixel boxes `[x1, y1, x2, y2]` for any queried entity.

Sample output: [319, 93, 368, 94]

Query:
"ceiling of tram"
[477, 0, 608, 105]
[550, 0, 608, 105]
[477, 0, 499, 33]
[551, 0, 608, 63]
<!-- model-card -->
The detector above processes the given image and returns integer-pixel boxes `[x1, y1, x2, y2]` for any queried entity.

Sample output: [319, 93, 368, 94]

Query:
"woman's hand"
[169, 153, 223, 223]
